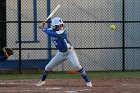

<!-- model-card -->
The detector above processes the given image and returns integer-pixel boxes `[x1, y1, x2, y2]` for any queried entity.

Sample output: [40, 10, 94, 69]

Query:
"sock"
[78, 68, 90, 82]
[42, 70, 49, 81]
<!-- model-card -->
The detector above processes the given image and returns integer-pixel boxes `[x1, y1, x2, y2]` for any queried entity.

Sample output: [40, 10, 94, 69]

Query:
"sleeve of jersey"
[66, 38, 71, 44]
[65, 33, 71, 45]
[43, 28, 58, 37]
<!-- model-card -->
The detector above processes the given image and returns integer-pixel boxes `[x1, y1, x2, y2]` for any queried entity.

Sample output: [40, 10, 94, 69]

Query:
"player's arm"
[43, 28, 58, 37]
[39, 22, 58, 37]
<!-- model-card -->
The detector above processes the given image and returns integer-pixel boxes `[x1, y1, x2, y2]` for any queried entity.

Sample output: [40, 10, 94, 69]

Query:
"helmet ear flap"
[52, 25, 56, 30]
[52, 24, 63, 31]
[52, 25, 58, 30]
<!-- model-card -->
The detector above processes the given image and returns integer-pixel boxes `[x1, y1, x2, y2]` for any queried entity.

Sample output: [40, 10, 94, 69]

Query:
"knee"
[45, 66, 52, 71]
[75, 64, 82, 71]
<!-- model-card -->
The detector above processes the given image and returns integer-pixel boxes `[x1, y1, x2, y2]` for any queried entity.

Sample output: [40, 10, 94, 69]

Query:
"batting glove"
[39, 22, 46, 29]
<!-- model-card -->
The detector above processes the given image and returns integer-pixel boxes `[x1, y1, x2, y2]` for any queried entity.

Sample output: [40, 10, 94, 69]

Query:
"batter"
[36, 17, 92, 87]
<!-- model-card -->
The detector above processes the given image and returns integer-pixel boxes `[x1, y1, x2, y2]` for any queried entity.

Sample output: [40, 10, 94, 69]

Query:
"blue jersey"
[43, 28, 72, 52]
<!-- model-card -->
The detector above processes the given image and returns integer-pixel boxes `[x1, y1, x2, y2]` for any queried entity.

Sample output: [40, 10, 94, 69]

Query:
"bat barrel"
[45, 4, 61, 22]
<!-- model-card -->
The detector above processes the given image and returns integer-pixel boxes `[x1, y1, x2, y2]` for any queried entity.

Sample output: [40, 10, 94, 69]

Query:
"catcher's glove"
[3, 47, 14, 58]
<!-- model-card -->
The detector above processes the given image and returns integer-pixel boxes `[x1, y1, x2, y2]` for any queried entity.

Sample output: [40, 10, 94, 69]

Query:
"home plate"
[65, 91, 77, 93]
[0, 83, 7, 85]
[46, 87, 63, 90]
[78, 89, 92, 91]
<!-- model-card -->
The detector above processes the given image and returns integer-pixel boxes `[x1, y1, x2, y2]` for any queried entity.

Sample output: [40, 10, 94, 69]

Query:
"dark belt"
[60, 50, 67, 52]
[60, 47, 72, 52]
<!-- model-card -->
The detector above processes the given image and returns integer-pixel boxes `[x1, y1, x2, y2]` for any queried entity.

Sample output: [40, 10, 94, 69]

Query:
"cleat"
[86, 82, 92, 87]
[3, 47, 14, 58]
[36, 81, 45, 86]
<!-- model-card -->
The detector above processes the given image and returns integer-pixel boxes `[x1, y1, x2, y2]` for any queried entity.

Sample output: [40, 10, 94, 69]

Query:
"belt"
[60, 50, 67, 52]
[60, 46, 73, 52]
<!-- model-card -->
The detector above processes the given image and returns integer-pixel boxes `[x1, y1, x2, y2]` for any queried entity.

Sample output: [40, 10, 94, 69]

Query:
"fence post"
[0, 0, 6, 54]
[47, 0, 52, 60]
[33, 0, 38, 41]
[122, 0, 125, 71]
[17, 0, 22, 74]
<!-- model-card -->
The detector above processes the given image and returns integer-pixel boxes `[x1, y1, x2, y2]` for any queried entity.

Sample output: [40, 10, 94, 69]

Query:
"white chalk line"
[65, 89, 92, 93]
[0, 90, 65, 93]
[0, 87, 63, 90]
[0, 89, 91, 93]
[0, 82, 36, 86]
[121, 84, 140, 86]
[0, 89, 92, 93]
[93, 83, 140, 86]
[0, 88, 92, 93]
[1, 82, 139, 86]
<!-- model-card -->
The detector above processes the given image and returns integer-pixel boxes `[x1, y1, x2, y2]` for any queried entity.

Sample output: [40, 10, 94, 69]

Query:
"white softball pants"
[45, 49, 82, 71]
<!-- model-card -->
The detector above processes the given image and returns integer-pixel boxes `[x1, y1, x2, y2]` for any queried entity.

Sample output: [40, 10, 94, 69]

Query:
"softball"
[110, 25, 116, 30]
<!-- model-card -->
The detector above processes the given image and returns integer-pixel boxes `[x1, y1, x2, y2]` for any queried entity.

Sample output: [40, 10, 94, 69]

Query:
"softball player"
[36, 17, 92, 87]
[0, 47, 13, 62]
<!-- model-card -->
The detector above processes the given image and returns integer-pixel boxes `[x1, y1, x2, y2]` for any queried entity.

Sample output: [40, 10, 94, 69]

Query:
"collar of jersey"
[56, 30, 64, 34]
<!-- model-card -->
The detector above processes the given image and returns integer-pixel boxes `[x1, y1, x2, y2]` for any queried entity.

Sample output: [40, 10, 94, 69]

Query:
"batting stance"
[36, 17, 92, 87]
[0, 47, 14, 62]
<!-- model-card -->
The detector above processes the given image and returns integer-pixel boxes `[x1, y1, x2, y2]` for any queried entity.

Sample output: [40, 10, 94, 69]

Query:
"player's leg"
[67, 49, 92, 87]
[36, 52, 66, 86]
[42, 53, 65, 81]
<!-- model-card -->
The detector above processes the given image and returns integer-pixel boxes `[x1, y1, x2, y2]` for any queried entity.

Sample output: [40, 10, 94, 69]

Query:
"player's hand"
[71, 46, 74, 50]
[39, 22, 46, 29]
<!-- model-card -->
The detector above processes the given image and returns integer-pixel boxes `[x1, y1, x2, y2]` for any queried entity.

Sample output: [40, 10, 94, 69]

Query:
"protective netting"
[1, 0, 139, 73]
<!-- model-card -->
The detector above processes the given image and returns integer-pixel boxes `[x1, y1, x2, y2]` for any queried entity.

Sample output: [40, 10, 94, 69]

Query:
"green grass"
[88, 71, 140, 78]
[0, 71, 139, 80]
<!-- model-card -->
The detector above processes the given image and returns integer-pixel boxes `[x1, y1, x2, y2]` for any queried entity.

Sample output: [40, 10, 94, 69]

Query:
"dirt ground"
[0, 78, 140, 93]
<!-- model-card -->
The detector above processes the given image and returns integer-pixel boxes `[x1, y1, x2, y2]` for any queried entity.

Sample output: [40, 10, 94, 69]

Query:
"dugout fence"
[0, 0, 140, 73]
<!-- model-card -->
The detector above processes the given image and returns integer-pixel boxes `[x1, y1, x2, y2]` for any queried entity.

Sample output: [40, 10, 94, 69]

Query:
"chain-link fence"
[0, 0, 140, 73]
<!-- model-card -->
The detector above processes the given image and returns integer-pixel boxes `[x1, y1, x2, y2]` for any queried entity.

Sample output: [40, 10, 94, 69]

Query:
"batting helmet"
[51, 17, 64, 26]
[51, 17, 64, 30]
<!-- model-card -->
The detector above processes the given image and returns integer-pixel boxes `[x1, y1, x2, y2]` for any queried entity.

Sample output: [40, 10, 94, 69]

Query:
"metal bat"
[45, 4, 61, 22]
